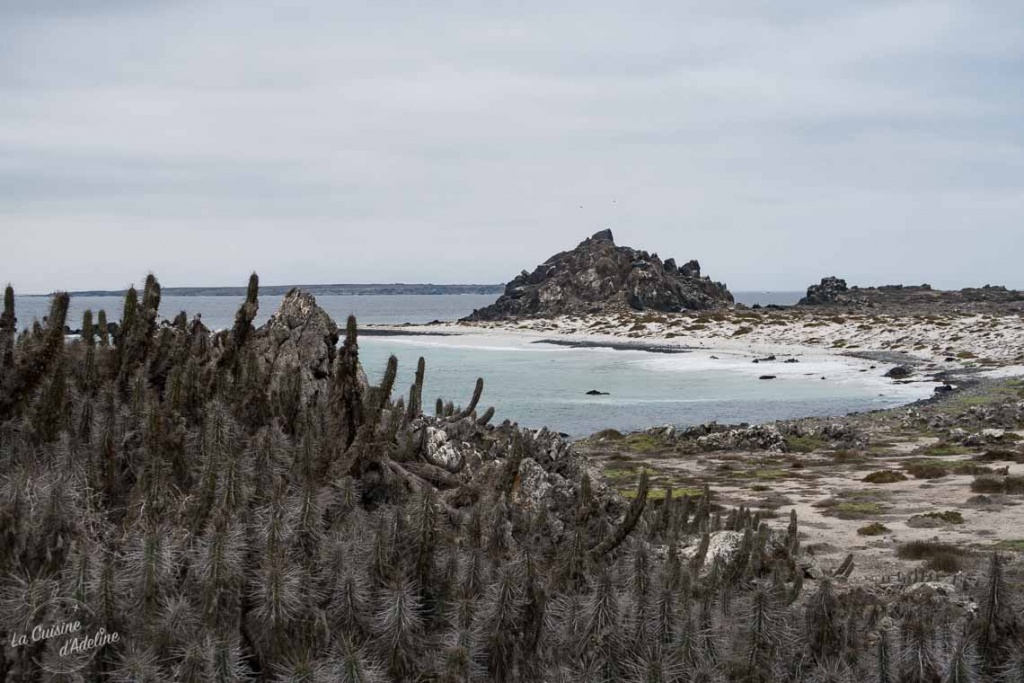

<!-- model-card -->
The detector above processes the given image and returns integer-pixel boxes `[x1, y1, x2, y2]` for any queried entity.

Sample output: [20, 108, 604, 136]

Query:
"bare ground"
[579, 377, 1024, 583]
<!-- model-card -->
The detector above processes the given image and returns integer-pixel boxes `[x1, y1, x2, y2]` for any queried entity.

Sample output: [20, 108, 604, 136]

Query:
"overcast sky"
[2, 1, 1022, 294]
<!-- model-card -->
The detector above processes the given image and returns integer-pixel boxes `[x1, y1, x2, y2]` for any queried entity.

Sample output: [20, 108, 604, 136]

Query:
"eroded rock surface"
[464, 230, 733, 320]
[252, 288, 339, 403]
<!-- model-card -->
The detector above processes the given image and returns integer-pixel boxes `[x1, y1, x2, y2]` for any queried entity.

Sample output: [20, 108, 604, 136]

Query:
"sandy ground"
[372, 307, 1024, 375]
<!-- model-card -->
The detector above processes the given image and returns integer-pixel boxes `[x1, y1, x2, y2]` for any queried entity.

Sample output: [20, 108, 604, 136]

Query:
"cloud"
[1, 0, 1022, 292]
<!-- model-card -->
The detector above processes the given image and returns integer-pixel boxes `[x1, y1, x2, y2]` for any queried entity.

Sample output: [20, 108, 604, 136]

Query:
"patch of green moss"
[916, 510, 965, 524]
[857, 522, 890, 536]
[993, 539, 1024, 552]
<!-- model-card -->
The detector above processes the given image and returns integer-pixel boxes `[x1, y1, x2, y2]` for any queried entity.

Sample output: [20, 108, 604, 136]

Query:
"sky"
[1, 1, 1022, 294]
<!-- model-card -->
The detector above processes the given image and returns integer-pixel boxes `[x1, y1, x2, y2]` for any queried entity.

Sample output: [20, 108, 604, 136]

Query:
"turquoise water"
[11, 290, 924, 437]
[358, 334, 929, 437]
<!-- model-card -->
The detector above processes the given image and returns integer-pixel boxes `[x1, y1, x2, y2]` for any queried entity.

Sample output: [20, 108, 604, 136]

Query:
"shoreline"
[367, 306, 1024, 383]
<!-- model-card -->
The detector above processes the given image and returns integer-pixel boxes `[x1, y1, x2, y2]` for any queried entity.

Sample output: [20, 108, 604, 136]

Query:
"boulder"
[884, 366, 912, 379]
[679, 530, 744, 568]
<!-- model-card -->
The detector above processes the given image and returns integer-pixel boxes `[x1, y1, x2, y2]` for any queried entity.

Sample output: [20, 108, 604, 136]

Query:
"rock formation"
[799, 276, 1024, 309]
[799, 276, 849, 305]
[463, 229, 733, 320]
[250, 288, 340, 403]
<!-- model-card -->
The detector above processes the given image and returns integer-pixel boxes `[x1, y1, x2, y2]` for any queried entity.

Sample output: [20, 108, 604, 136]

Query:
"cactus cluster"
[0, 275, 1020, 682]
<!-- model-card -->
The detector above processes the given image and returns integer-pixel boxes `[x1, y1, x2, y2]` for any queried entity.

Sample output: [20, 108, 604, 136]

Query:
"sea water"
[13, 291, 926, 437]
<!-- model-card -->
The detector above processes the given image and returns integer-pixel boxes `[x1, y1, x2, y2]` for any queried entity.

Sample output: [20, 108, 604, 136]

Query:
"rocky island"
[463, 229, 733, 320]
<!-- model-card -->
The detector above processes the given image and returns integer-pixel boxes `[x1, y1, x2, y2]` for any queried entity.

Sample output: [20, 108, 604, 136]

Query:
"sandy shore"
[368, 306, 1024, 381]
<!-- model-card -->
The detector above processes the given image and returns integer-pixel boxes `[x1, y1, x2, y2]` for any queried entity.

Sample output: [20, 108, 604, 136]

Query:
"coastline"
[363, 309, 1024, 580]
[366, 306, 1024, 385]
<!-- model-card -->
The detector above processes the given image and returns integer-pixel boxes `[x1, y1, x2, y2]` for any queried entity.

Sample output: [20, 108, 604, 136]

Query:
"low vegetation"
[2, 278, 1024, 680]
[863, 469, 907, 484]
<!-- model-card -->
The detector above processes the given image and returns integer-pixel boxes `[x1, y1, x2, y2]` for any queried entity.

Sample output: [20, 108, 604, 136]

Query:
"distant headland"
[43, 283, 504, 297]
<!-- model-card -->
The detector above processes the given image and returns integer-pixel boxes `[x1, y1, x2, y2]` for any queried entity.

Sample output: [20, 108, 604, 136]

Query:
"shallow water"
[359, 333, 930, 437]
[12, 289, 922, 437]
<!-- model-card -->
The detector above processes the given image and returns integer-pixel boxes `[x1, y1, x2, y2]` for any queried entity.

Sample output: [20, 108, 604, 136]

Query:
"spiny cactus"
[0, 284, 15, 375]
[0, 272, 1016, 682]
[232, 272, 259, 349]
[407, 356, 425, 421]
[0, 291, 69, 421]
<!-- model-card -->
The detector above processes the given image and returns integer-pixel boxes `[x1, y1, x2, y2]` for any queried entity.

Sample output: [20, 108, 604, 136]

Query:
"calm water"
[12, 289, 922, 437]
[13, 291, 802, 331]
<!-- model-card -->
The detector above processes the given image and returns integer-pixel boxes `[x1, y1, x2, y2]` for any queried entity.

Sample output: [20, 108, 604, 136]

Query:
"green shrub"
[863, 470, 907, 484]
[857, 522, 889, 536]
[897, 541, 967, 572]
[908, 510, 964, 526]
[905, 461, 948, 479]
[785, 434, 827, 453]
[971, 475, 1024, 494]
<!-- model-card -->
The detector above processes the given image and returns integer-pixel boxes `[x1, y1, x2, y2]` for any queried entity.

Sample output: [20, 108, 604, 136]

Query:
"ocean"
[12, 290, 930, 437]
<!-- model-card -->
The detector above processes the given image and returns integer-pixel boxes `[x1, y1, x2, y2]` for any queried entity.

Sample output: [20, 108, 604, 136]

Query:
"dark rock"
[759, 375, 777, 380]
[884, 365, 912, 379]
[462, 230, 733, 320]
[799, 276, 849, 305]
[753, 355, 776, 363]
[585, 389, 610, 396]
[935, 383, 954, 394]
[678, 259, 701, 277]
[797, 277, 1024, 309]
[784, 358, 800, 363]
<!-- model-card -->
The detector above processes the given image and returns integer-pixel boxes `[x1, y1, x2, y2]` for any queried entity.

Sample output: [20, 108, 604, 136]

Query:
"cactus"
[0, 291, 69, 421]
[589, 470, 649, 559]
[235, 273, 259, 343]
[96, 308, 110, 346]
[448, 377, 483, 422]
[475, 406, 495, 426]
[407, 356, 425, 421]
[0, 284, 15, 374]
[331, 315, 364, 450]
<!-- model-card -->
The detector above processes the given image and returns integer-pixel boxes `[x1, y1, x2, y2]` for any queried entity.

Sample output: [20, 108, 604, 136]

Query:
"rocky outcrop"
[240, 288, 626, 537]
[694, 424, 788, 452]
[251, 288, 340, 403]
[463, 230, 733, 320]
[799, 276, 849, 305]
[799, 277, 1024, 309]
